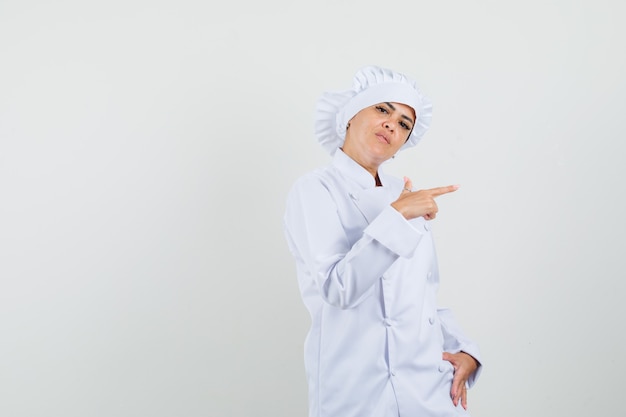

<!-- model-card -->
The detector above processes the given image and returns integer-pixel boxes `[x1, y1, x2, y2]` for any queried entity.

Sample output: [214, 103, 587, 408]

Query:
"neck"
[340, 148, 382, 185]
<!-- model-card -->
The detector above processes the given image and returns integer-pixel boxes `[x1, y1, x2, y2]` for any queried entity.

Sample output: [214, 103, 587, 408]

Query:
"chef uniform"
[283, 66, 482, 417]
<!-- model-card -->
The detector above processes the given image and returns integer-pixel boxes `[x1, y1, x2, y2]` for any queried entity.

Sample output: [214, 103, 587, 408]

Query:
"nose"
[384, 120, 395, 131]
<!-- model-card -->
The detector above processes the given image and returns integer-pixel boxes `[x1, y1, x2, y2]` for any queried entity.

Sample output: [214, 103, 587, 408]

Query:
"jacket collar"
[332, 149, 397, 224]
[332, 149, 393, 190]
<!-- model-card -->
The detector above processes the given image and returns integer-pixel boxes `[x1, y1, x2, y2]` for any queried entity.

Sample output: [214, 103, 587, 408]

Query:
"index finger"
[427, 184, 460, 197]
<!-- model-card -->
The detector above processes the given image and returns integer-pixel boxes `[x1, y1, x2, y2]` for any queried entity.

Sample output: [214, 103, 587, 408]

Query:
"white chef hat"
[314, 65, 433, 155]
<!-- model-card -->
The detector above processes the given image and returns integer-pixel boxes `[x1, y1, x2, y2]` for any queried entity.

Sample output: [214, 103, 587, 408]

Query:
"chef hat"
[314, 65, 433, 155]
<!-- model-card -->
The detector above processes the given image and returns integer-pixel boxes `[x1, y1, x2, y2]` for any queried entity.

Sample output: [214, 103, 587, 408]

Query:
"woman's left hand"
[442, 351, 479, 410]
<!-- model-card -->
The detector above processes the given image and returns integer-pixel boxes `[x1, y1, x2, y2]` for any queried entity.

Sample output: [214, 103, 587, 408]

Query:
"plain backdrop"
[1, 1, 625, 416]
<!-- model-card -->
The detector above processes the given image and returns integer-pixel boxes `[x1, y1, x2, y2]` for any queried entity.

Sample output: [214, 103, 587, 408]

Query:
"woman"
[283, 66, 482, 417]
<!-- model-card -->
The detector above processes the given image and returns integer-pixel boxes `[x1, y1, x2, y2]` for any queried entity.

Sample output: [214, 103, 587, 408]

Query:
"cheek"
[403, 128, 413, 142]
[398, 131, 410, 143]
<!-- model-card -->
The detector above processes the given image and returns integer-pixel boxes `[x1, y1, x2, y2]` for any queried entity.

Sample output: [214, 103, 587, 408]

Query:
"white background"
[1, 1, 625, 416]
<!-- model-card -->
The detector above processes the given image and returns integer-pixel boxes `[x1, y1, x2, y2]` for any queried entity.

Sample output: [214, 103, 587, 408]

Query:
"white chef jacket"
[283, 149, 482, 417]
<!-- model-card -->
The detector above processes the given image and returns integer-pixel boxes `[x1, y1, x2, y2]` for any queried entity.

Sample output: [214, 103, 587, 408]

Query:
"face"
[342, 102, 416, 171]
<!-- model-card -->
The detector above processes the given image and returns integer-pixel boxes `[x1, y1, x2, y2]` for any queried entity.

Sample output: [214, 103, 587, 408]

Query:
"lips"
[375, 133, 389, 144]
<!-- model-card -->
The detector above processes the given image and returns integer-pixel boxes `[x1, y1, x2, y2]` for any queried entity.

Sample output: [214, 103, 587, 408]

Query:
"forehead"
[387, 102, 416, 119]
[363, 102, 415, 122]
[352, 102, 417, 123]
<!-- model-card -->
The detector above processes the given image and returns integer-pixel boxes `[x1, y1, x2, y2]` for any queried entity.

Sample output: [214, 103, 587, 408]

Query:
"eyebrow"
[385, 102, 414, 125]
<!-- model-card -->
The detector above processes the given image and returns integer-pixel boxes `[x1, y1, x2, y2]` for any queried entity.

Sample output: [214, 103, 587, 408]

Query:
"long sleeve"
[284, 174, 423, 309]
[438, 307, 483, 387]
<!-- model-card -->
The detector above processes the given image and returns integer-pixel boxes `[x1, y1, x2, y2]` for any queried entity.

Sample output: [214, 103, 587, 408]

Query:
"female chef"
[283, 65, 482, 417]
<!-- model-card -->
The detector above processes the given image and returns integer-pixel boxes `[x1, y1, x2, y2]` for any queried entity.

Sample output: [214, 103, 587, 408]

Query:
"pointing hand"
[391, 176, 459, 220]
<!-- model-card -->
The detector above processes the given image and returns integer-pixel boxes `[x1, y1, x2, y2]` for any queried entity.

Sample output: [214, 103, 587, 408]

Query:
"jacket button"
[383, 318, 392, 327]
[438, 364, 447, 373]
[428, 317, 435, 325]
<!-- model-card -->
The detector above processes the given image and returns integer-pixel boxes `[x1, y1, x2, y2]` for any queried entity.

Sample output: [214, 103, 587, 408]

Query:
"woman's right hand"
[391, 176, 459, 220]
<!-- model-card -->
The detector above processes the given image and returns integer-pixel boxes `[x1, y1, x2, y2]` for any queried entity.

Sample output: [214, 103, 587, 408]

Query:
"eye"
[375, 105, 389, 114]
[400, 121, 412, 131]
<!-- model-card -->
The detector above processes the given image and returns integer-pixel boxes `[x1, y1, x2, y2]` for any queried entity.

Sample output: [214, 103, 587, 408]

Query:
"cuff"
[363, 205, 423, 258]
